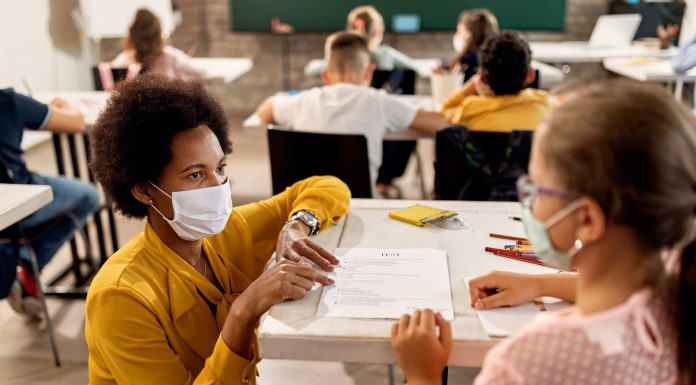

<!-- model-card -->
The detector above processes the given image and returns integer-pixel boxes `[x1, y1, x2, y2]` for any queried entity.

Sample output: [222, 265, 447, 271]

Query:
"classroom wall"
[99, 0, 610, 117]
[0, 0, 93, 92]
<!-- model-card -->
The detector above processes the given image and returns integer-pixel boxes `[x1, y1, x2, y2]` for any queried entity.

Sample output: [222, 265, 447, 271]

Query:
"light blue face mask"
[521, 200, 583, 271]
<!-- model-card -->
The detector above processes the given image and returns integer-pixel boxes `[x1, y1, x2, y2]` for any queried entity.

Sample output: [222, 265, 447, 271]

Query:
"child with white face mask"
[449, 9, 499, 81]
[390, 80, 696, 385]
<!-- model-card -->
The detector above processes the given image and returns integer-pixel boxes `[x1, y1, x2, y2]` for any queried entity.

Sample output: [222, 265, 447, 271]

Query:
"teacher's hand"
[275, 220, 339, 272]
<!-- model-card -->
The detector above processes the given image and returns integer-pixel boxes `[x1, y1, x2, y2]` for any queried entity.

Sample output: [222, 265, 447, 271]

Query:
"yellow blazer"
[85, 176, 350, 384]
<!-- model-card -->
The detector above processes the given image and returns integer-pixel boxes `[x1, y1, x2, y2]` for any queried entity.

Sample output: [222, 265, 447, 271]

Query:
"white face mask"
[149, 180, 233, 241]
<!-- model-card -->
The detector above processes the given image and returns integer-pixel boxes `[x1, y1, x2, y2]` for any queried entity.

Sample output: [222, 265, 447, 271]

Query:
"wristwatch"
[288, 210, 321, 236]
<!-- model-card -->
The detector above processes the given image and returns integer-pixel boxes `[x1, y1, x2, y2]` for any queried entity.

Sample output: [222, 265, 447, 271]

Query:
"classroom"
[1, 0, 695, 384]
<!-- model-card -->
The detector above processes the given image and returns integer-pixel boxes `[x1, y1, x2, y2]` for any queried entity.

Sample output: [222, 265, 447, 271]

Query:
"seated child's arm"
[256, 97, 276, 125]
[673, 33, 696, 73]
[46, 98, 86, 134]
[469, 271, 578, 309]
[408, 110, 451, 136]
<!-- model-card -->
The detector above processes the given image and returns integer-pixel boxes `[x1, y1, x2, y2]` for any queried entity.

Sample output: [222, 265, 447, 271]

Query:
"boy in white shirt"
[256, 31, 449, 189]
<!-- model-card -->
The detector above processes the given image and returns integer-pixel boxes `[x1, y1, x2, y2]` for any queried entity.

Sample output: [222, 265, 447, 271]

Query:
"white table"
[191, 57, 253, 83]
[0, 184, 53, 231]
[259, 199, 559, 366]
[20, 91, 109, 151]
[304, 58, 439, 78]
[242, 94, 435, 140]
[530, 42, 676, 64]
[603, 57, 696, 101]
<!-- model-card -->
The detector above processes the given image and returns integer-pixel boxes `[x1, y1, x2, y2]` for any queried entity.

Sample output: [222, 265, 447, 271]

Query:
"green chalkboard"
[230, 0, 566, 32]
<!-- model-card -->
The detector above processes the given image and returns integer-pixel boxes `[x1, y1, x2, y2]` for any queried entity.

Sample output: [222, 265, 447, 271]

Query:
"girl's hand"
[391, 309, 452, 385]
[468, 271, 542, 309]
[275, 220, 339, 272]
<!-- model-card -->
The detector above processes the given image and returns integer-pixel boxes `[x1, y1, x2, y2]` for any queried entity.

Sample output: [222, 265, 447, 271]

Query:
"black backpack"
[434, 125, 533, 201]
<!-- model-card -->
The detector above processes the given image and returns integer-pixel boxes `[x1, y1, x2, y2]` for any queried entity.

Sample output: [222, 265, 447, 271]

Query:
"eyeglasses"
[516, 175, 572, 208]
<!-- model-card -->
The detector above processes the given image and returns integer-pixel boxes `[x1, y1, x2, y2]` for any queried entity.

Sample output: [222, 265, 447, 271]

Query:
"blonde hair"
[324, 31, 371, 75]
[346, 5, 384, 49]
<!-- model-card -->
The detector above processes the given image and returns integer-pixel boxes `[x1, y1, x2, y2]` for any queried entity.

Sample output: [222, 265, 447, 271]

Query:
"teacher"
[85, 74, 350, 384]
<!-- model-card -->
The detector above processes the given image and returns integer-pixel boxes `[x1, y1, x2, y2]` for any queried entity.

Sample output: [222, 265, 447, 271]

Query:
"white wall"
[0, 0, 91, 92]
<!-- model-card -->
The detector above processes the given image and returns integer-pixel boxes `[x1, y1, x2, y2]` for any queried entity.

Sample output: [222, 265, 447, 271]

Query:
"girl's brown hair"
[346, 5, 384, 49]
[457, 8, 499, 57]
[124, 9, 164, 68]
[542, 80, 696, 384]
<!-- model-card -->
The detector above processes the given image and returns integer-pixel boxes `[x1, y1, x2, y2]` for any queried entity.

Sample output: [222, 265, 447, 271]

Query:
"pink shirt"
[111, 46, 206, 80]
[475, 288, 677, 385]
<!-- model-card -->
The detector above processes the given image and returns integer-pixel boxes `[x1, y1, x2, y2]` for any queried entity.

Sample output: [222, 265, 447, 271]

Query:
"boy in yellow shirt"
[441, 31, 549, 132]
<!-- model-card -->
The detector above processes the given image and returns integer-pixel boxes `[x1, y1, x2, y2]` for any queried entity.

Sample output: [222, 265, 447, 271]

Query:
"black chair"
[0, 159, 93, 367]
[434, 125, 533, 201]
[267, 128, 373, 198]
[91, 66, 129, 91]
[45, 133, 119, 296]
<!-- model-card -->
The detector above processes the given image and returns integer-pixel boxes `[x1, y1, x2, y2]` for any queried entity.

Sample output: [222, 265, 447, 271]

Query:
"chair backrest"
[267, 128, 372, 198]
[370, 69, 416, 95]
[434, 125, 533, 201]
[91, 66, 129, 91]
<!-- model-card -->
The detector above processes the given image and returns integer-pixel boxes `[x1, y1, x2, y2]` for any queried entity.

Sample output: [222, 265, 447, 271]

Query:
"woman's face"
[453, 22, 471, 53]
[148, 125, 228, 219]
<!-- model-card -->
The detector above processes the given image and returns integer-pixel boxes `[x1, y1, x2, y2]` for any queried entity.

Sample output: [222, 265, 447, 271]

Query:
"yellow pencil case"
[388, 204, 457, 227]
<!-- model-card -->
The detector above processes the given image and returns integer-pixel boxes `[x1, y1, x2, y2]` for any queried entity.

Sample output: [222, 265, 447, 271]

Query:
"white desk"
[530, 42, 676, 64]
[20, 91, 109, 151]
[242, 94, 435, 140]
[0, 184, 53, 231]
[305, 58, 440, 78]
[259, 199, 559, 366]
[191, 57, 253, 83]
[603, 57, 696, 101]
[34, 91, 109, 127]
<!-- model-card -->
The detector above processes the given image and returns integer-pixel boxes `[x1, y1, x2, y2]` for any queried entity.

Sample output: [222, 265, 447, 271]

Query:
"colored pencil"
[489, 233, 528, 242]
[484, 247, 544, 266]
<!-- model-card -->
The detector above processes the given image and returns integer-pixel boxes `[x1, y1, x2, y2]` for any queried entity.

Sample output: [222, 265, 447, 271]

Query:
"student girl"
[346, 5, 422, 75]
[450, 9, 499, 81]
[391, 80, 696, 385]
[110, 8, 205, 80]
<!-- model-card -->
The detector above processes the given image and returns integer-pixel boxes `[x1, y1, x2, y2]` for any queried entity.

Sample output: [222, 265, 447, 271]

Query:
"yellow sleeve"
[87, 287, 255, 385]
[440, 89, 468, 121]
[233, 175, 349, 248]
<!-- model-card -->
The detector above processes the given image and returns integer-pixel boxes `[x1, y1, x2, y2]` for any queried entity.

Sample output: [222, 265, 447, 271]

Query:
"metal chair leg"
[26, 244, 61, 367]
[388, 364, 395, 385]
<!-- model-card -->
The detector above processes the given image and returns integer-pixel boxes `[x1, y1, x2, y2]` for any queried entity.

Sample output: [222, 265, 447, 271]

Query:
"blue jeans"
[9, 174, 99, 270]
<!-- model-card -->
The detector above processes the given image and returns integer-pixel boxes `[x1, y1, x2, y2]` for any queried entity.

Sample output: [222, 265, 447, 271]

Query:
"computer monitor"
[588, 14, 642, 48]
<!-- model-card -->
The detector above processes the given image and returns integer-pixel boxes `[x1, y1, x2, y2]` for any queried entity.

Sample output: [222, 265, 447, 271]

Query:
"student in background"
[441, 31, 549, 132]
[0, 89, 99, 316]
[391, 80, 695, 384]
[110, 8, 205, 80]
[672, 32, 696, 111]
[256, 32, 449, 190]
[450, 9, 499, 81]
[347, 5, 422, 75]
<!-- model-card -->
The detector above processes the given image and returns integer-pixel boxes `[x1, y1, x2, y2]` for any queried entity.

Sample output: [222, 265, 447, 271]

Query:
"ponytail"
[677, 239, 696, 385]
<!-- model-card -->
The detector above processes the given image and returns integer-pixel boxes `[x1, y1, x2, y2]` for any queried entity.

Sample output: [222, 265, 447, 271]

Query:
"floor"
[1, 119, 482, 384]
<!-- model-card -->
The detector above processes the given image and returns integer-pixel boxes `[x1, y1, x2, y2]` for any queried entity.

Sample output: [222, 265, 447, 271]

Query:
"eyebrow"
[178, 156, 227, 174]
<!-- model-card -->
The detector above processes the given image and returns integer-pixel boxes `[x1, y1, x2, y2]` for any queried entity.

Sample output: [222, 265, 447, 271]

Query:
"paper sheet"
[465, 277, 573, 337]
[317, 248, 454, 320]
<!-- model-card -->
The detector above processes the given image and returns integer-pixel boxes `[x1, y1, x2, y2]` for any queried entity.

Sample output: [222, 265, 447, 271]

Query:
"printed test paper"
[317, 248, 454, 320]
